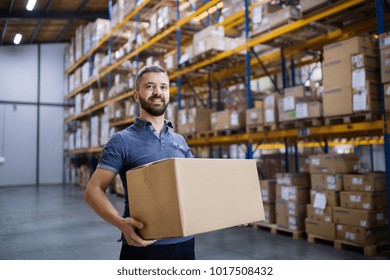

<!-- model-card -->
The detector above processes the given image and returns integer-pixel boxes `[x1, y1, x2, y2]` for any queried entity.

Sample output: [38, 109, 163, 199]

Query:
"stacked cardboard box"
[178, 108, 211, 135]
[210, 110, 245, 132]
[275, 173, 310, 231]
[322, 36, 376, 117]
[90, 115, 100, 147]
[305, 154, 359, 240]
[263, 94, 279, 129]
[193, 25, 225, 56]
[100, 111, 110, 146]
[333, 173, 388, 245]
[380, 32, 390, 111]
[259, 179, 276, 224]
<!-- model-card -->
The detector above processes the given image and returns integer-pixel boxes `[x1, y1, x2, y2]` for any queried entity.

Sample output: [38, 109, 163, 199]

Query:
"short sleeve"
[97, 133, 124, 174]
[180, 135, 193, 158]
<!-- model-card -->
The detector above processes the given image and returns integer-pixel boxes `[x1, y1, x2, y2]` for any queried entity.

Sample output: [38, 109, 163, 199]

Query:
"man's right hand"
[118, 217, 156, 247]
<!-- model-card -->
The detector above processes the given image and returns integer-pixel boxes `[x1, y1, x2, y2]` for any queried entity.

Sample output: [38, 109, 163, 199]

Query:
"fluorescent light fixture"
[26, 0, 37, 11]
[13, 33, 22, 44]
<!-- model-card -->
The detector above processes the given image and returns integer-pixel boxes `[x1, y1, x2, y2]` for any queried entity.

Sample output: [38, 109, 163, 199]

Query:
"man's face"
[136, 72, 170, 117]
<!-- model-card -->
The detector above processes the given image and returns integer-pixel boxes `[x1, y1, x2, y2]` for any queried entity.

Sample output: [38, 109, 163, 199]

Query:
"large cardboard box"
[310, 173, 343, 191]
[309, 154, 358, 174]
[263, 202, 276, 224]
[381, 48, 390, 83]
[351, 53, 378, 70]
[305, 219, 336, 240]
[188, 108, 211, 133]
[323, 85, 353, 117]
[379, 31, 390, 49]
[295, 101, 322, 119]
[310, 190, 340, 207]
[323, 36, 375, 61]
[276, 173, 310, 186]
[322, 56, 351, 88]
[340, 191, 387, 210]
[284, 86, 311, 98]
[276, 185, 310, 202]
[260, 179, 276, 203]
[352, 82, 381, 113]
[385, 83, 390, 111]
[352, 68, 379, 89]
[307, 205, 333, 223]
[246, 108, 264, 126]
[276, 212, 305, 231]
[256, 6, 301, 35]
[211, 110, 245, 131]
[336, 224, 388, 245]
[126, 158, 264, 239]
[333, 207, 387, 228]
[343, 173, 386, 192]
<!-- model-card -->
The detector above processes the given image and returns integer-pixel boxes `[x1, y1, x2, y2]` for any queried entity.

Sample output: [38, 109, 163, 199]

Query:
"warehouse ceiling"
[0, 0, 108, 45]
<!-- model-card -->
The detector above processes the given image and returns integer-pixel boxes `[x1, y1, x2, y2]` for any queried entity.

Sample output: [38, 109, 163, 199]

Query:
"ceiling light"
[13, 33, 22, 44]
[26, 0, 37, 11]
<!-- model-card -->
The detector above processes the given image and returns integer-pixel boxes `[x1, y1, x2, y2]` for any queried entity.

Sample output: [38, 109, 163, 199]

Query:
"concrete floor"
[0, 184, 388, 260]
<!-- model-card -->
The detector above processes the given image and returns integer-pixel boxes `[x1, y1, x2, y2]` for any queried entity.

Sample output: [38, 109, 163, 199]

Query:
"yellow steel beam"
[170, 0, 365, 79]
[64, 0, 154, 76]
[65, 90, 135, 123]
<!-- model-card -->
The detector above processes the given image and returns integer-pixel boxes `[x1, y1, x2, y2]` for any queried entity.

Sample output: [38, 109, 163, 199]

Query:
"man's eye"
[146, 85, 153, 89]
[161, 86, 168, 90]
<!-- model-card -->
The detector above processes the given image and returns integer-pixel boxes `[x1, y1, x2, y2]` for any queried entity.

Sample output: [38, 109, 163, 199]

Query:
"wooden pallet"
[279, 118, 323, 130]
[307, 234, 335, 245]
[334, 240, 390, 257]
[246, 124, 265, 133]
[324, 112, 380, 126]
[263, 123, 278, 132]
[253, 222, 304, 240]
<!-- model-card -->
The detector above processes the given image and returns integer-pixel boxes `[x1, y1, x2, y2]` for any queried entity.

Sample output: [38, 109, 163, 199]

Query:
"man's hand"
[118, 217, 156, 247]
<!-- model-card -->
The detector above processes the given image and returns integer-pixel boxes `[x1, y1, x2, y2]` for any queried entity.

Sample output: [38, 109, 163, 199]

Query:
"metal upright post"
[291, 58, 296, 87]
[281, 48, 287, 89]
[217, 82, 222, 111]
[375, 0, 390, 239]
[208, 80, 213, 109]
[176, 0, 182, 110]
[370, 144, 375, 172]
[245, 0, 253, 159]
[294, 142, 299, 173]
[324, 138, 329, 154]
[284, 138, 290, 173]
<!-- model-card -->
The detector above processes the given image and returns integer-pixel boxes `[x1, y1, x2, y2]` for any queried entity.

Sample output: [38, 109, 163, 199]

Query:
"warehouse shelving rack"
[63, 0, 390, 238]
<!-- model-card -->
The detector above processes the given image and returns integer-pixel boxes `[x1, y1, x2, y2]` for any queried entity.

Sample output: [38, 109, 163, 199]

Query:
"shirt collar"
[134, 117, 174, 131]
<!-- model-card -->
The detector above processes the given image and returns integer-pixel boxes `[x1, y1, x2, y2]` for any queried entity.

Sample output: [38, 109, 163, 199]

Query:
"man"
[84, 65, 194, 260]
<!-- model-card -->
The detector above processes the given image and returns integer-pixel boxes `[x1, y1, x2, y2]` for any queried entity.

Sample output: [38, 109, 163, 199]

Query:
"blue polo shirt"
[97, 117, 193, 245]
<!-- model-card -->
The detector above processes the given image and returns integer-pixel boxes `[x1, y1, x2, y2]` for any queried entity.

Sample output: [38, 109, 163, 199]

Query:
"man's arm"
[84, 168, 155, 247]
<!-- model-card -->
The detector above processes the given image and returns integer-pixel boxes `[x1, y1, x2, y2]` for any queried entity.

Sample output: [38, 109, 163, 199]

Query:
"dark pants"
[119, 238, 195, 260]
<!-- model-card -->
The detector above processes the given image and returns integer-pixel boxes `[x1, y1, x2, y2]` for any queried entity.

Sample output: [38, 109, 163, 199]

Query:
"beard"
[139, 95, 168, 117]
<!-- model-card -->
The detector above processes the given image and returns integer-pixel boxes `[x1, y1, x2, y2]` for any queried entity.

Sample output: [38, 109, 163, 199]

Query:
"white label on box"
[252, 6, 263, 24]
[311, 158, 320, 166]
[265, 109, 275, 123]
[350, 194, 361, 202]
[198, 41, 206, 53]
[363, 203, 370, 209]
[250, 111, 258, 120]
[376, 213, 384, 220]
[314, 208, 324, 215]
[230, 112, 239, 126]
[211, 114, 217, 124]
[337, 224, 343, 230]
[181, 114, 187, 125]
[288, 216, 296, 225]
[351, 54, 362, 68]
[325, 216, 331, 222]
[277, 177, 291, 185]
[364, 185, 372, 191]
[352, 177, 363, 185]
[264, 95, 275, 107]
[353, 92, 367, 111]
[386, 86, 390, 95]
[283, 96, 295, 111]
[313, 193, 327, 210]
[360, 220, 367, 227]
[281, 186, 290, 200]
[295, 103, 308, 119]
[352, 69, 366, 89]
[385, 37, 390, 46]
[262, 16, 269, 24]
[345, 232, 356, 240]
[326, 175, 336, 190]
[386, 58, 390, 66]
[261, 189, 269, 200]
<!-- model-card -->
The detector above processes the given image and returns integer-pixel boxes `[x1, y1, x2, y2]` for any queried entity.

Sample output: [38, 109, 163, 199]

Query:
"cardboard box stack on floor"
[259, 179, 276, 224]
[334, 173, 388, 245]
[380, 32, 390, 111]
[322, 36, 377, 117]
[305, 154, 359, 240]
[275, 173, 310, 231]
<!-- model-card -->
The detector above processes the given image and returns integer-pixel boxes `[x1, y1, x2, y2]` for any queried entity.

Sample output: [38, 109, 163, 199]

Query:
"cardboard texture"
[295, 101, 322, 119]
[323, 85, 353, 117]
[246, 108, 264, 126]
[310, 190, 340, 207]
[381, 48, 390, 83]
[351, 53, 378, 70]
[305, 219, 336, 240]
[307, 205, 334, 223]
[309, 154, 358, 174]
[310, 173, 343, 191]
[263, 203, 276, 224]
[211, 110, 245, 131]
[339, 191, 387, 210]
[322, 55, 351, 88]
[323, 36, 375, 61]
[276, 212, 305, 231]
[336, 224, 389, 245]
[276, 185, 310, 203]
[276, 173, 310, 186]
[379, 31, 390, 49]
[342, 173, 386, 192]
[333, 207, 387, 228]
[126, 158, 264, 239]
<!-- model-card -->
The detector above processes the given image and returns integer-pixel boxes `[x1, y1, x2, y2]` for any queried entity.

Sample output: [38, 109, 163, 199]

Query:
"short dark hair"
[135, 65, 168, 91]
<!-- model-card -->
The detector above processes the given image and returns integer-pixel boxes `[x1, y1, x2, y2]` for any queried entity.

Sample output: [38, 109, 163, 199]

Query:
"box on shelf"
[322, 85, 353, 117]
[305, 219, 336, 240]
[381, 47, 390, 83]
[126, 158, 264, 239]
[310, 173, 343, 191]
[342, 173, 386, 192]
[194, 37, 226, 56]
[336, 224, 388, 245]
[351, 53, 378, 70]
[339, 191, 387, 210]
[322, 56, 351, 88]
[379, 31, 390, 49]
[352, 88, 381, 113]
[74, 25, 83, 61]
[193, 25, 225, 42]
[260, 179, 276, 203]
[333, 207, 387, 228]
[295, 101, 322, 119]
[323, 36, 376, 61]
[351, 68, 379, 90]
[210, 110, 245, 131]
[309, 154, 359, 174]
[307, 205, 333, 223]
[385, 83, 390, 111]
[246, 108, 264, 126]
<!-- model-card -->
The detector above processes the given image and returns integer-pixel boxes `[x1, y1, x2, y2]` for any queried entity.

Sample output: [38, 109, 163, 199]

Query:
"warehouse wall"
[0, 43, 67, 186]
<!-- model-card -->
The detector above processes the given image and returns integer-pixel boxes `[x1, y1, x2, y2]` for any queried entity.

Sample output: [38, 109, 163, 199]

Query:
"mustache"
[148, 95, 165, 102]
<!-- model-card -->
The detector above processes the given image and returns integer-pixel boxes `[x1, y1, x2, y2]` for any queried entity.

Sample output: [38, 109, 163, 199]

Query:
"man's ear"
[134, 91, 139, 103]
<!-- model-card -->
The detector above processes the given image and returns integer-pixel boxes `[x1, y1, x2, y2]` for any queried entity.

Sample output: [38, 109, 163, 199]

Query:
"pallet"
[246, 125, 265, 133]
[301, 0, 342, 16]
[307, 234, 335, 245]
[253, 222, 304, 240]
[334, 240, 390, 257]
[263, 123, 278, 132]
[324, 112, 380, 126]
[279, 118, 323, 130]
